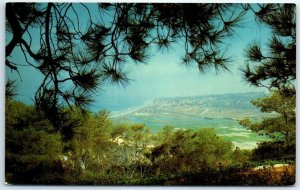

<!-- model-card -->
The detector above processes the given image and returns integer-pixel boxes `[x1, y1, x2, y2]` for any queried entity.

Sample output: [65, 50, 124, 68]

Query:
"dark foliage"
[5, 80, 17, 98]
[5, 99, 295, 185]
[5, 99, 64, 184]
[251, 141, 295, 161]
[5, 3, 296, 185]
[242, 4, 296, 95]
[239, 4, 296, 172]
[6, 3, 246, 127]
[239, 90, 295, 162]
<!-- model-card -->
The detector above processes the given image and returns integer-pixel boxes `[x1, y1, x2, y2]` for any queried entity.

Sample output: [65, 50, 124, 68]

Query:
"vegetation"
[240, 91, 295, 142]
[5, 98, 63, 184]
[5, 97, 295, 185]
[239, 90, 296, 162]
[240, 4, 296, 165]
[6, 3, 247, 128]
[242, 4, 296, 95]
[5, 3, 295, 186]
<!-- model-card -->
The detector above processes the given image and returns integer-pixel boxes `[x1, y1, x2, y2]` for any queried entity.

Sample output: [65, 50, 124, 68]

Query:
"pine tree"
[6, 3, 245, 126]
[242, 4, 296, 95]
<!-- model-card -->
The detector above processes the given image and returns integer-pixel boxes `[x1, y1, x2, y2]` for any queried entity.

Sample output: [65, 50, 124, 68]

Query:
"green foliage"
[239, 90, 295, 143]
[241, 4, 296, 167]
[106, 124, 153, 178]
[239, 90, 295, 164]
[5, 100, 236, 184]
[151, 127, 233, 174]
[5, 2, 296, 185]
[5, 99, 63, 184]
[251, 91, 295, 123]
[243, 4, 296, 94]
[6, 3, 247, 124]
[5, 99, 295, 185]
[61, 109, 115, 182]
[232, 147, 252, 164]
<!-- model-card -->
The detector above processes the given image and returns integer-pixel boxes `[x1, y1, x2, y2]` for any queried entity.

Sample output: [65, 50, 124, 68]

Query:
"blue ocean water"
[90, 98, 149, 112]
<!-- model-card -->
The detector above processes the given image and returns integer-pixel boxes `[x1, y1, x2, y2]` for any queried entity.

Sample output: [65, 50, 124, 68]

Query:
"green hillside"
[111, 92, 274, 149]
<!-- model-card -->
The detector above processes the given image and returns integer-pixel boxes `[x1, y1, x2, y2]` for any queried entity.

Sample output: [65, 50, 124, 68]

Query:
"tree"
[251, 90, 295, 125]
[62, 109, 114, 182]
[242, 4, 296, 95]
[239, 90, 295, 143]
[232, 147, 251, 164]
[6, 3, 246, 127]
[151, 127, 233, 174]
[107, 124, 152, 178]
[5, 80, 18, 98]
[240, 4, 296, 161]
[239, 90, 296, 161]
[5, 99, 63, 184]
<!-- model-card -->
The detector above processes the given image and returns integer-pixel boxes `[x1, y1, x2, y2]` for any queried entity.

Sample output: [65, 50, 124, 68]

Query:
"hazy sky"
[6, 4, 272, 111]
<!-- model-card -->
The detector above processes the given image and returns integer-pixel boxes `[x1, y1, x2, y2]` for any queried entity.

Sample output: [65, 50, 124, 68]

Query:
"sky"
[5, 3, 272, 112]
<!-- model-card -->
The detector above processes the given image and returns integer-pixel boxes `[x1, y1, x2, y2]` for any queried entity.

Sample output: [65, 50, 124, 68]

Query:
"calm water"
[92, 97, 271, 149]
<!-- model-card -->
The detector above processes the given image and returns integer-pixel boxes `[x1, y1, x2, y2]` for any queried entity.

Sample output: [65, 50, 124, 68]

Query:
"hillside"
[111, 92, 273, 149]
[111, 92, 273, 120]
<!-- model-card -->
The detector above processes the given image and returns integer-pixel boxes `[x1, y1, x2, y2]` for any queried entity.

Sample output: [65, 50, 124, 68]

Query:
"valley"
[111, 92, 273, 149]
